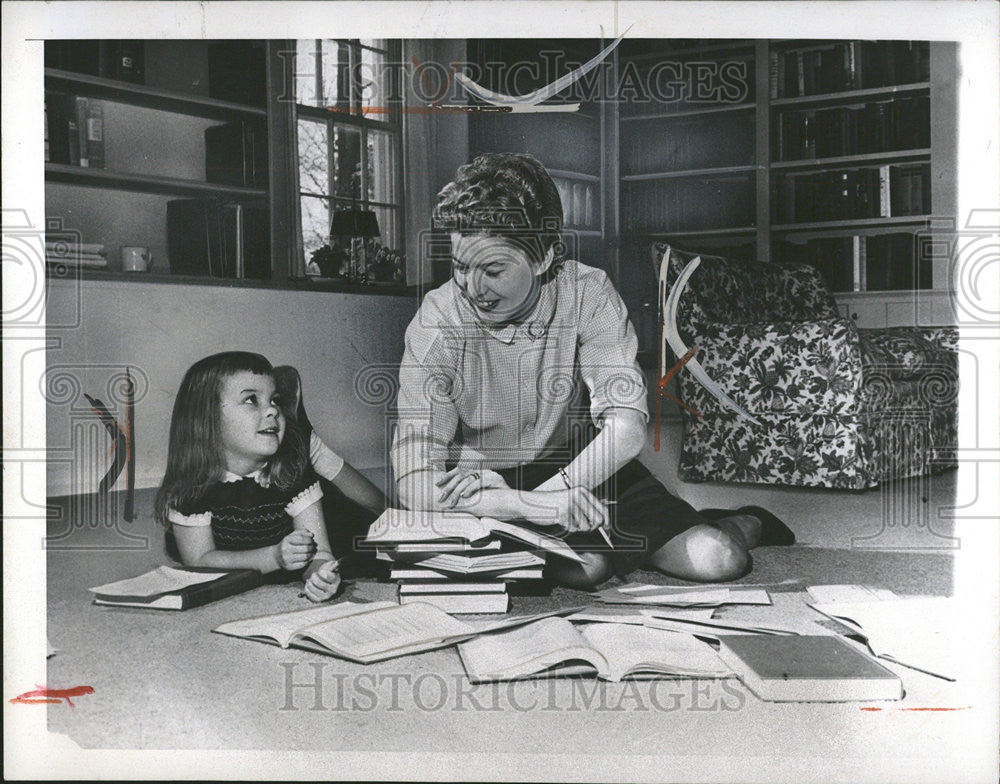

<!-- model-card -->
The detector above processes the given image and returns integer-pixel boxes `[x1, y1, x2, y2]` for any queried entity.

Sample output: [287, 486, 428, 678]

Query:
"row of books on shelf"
[622, 113, 754, 174]
[551, 177, 597, 230]
[780, 232, 931, 293]
[45, 90, 267, 188]
[167, 198, 270, 279]
[45, 93, 104, 168]
[45, 40, 268, 107]
[775, 95, 929, 161]
[623, 178, 755, 234]
[775, 162, 930, 224]
[769, 40, 930, 99]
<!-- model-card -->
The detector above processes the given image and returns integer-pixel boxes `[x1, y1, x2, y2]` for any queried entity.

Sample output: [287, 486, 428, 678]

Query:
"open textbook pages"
[388, 549, 545, 576]
[596, 584, 772, 607]
[458, 617, 732, 683]
[364, 509, 585, 563]
[213, 600, 573, 664]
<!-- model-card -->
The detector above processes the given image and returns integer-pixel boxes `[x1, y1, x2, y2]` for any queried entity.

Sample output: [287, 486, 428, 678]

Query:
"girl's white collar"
[221, 468, 270, 486]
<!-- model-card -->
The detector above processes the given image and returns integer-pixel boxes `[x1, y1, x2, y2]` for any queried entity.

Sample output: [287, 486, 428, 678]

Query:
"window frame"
[293, 38, 405, 277]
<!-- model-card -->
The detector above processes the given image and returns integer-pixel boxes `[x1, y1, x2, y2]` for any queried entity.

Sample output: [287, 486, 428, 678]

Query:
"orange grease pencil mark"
[653, 345, 702, 452]
[10, 685, 94, 708]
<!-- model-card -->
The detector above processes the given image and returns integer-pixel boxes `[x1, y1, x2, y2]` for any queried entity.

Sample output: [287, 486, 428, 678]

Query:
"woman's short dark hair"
[433, 153, 564, 266]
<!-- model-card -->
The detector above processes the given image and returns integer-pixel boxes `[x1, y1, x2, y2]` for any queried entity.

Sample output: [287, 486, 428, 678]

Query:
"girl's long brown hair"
[154, 351, 308, 525]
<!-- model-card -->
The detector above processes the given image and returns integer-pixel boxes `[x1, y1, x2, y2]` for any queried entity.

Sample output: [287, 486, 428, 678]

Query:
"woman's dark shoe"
[698, 505, 796, 547]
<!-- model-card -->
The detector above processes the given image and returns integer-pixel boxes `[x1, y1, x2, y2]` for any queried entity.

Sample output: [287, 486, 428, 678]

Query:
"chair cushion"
[653, 242, 841, 343]
[755, 263, 841, 323]
[858, 326, 959, 383]
[680, 318, 864, 418]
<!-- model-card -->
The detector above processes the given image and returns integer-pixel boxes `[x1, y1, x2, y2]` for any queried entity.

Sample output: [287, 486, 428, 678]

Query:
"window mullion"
[314, 39, 322, 108]
[326, 118, 336, 222]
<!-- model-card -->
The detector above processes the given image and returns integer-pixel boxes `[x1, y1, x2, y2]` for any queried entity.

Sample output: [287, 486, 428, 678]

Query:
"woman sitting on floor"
[391, 152, 794, 590]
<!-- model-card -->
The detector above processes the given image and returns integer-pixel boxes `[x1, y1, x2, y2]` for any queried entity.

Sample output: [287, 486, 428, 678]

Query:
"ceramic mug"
[122, 246, 153, 272]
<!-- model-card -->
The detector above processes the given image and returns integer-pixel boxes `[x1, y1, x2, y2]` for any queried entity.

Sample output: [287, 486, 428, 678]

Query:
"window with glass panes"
[295, 39, 403, 270]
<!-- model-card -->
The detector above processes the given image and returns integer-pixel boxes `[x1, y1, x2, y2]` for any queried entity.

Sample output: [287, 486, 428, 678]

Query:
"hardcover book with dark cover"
[92, 566, 262, 610]
[716, 634, 903, 702]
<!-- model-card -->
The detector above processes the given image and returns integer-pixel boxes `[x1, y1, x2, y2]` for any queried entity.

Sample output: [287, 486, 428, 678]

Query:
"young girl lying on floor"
[155, 351, 384, 601]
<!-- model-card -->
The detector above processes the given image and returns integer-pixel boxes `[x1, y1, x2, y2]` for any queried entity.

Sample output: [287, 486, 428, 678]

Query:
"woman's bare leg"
[646, 522, 752, 583]
[544, 551, 613, 590]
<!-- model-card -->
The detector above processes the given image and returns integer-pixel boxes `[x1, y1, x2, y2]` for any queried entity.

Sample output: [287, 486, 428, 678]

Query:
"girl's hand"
[528, 488, 609, 534]
[302, 559, 341, 603]
[435, 467, 508, 507]
[276, 529, 316, 571]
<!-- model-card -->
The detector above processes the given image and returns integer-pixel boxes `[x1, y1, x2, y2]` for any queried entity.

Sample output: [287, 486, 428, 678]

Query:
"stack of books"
[45, 240, 108, 269]
[45, 93, 105, 168]
[363, 509, 583, 615]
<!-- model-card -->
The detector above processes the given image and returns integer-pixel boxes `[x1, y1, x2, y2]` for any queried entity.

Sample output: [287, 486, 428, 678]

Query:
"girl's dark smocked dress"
[168, 468, 323, 551]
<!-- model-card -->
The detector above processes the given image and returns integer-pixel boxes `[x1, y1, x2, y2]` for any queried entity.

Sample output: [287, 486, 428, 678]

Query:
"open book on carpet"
[213, 600, 572, 664]
[458, 617, 732, 682]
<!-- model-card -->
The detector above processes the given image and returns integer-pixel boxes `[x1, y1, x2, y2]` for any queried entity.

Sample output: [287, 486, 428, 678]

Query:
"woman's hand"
[275, 529, 316, 571]
[526, 487, 609, 534]
[302, 558, 341, 602]
[435, 467, 509, 507]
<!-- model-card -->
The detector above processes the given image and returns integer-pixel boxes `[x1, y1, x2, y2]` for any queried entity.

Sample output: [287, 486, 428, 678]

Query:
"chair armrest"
[858, 326, 959, 382]
[676, 318, 865, 418]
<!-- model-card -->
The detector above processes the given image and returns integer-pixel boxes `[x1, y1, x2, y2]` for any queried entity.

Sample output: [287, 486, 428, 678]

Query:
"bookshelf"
[769, 39, 934, 304]
[44, 40, 276, 281]
[618, 39, 759, 298]
[615, 39, 957, 329]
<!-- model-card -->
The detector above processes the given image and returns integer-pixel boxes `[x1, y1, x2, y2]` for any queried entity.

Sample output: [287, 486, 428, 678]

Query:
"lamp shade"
[331, 208, 381, 238]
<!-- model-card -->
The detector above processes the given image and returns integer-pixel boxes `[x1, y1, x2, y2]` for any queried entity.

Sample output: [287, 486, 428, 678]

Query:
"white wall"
[44, 277, 418, 496]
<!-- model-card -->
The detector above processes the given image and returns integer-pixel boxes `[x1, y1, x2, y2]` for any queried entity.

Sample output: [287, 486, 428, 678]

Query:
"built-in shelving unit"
[615, 38, 955, 329]
[44, 40, 275, 281]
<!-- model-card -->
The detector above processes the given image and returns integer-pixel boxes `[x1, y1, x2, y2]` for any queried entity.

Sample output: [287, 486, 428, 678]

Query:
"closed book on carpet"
[398, 581, 508, 594]
[715, 634, 903, 702]
[90, 565, 261, 610]
[399, 592, 511, 615]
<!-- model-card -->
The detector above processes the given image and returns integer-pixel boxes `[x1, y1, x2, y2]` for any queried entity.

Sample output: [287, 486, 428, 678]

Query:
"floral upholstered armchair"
[653, 242, 958, 489]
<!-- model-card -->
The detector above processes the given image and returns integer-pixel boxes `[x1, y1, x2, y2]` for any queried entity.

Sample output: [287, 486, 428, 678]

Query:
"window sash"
[294, 39, 404, 271]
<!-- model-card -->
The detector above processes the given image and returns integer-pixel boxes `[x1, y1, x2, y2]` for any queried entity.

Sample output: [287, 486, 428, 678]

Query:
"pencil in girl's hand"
[298, 556, 345, 597]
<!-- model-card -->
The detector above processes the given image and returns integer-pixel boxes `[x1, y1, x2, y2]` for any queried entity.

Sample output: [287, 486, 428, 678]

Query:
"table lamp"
[330, 208, 381, 281]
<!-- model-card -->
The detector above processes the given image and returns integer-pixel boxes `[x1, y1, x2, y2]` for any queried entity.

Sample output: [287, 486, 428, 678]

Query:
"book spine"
[878, 164, 891, 217]
[768, 50, 778, 99]
[852, 235, 862, 292]
[84, 99, 104, 169]
[74, 97, 90, 167]
[859, 236, 867, 291]
[66, 99, 81, 166]
[179, 569, 262, 609]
